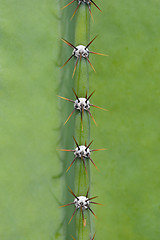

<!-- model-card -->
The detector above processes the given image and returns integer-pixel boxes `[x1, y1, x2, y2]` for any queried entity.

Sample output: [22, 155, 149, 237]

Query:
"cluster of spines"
[58, 88, 108, 129]
[58, 136, 107, 174]
[60, 187, 103, 226]
[59, 1, 107, 239]
[61, 36, 107, 78]
[62, 0, 102, 20]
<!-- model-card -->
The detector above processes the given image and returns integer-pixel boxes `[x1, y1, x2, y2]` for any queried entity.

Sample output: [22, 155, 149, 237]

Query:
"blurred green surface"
[0, 1, 61, 239]
[90, 1, 160, 239]
[0, 0, 160, 240]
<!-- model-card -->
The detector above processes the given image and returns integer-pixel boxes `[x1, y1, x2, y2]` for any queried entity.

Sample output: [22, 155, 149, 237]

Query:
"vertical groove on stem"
[59, 1, 76, 239]
[74, 4, 91, 240]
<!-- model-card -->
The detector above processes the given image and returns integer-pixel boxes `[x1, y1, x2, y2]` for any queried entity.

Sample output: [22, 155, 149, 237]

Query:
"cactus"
[59, 1, 107, 240]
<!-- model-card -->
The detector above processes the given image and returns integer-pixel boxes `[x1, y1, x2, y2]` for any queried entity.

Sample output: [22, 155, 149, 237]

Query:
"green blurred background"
[0, 0, 160, 239]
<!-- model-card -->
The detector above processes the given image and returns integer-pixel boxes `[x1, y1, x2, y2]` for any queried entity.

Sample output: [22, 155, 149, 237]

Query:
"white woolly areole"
[74, 145, 91, 158]
[78, 0, 90, 4]
[74, 98, 90, 111]
[72, 45, 89, 58]
[74, 196, 89, 209]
